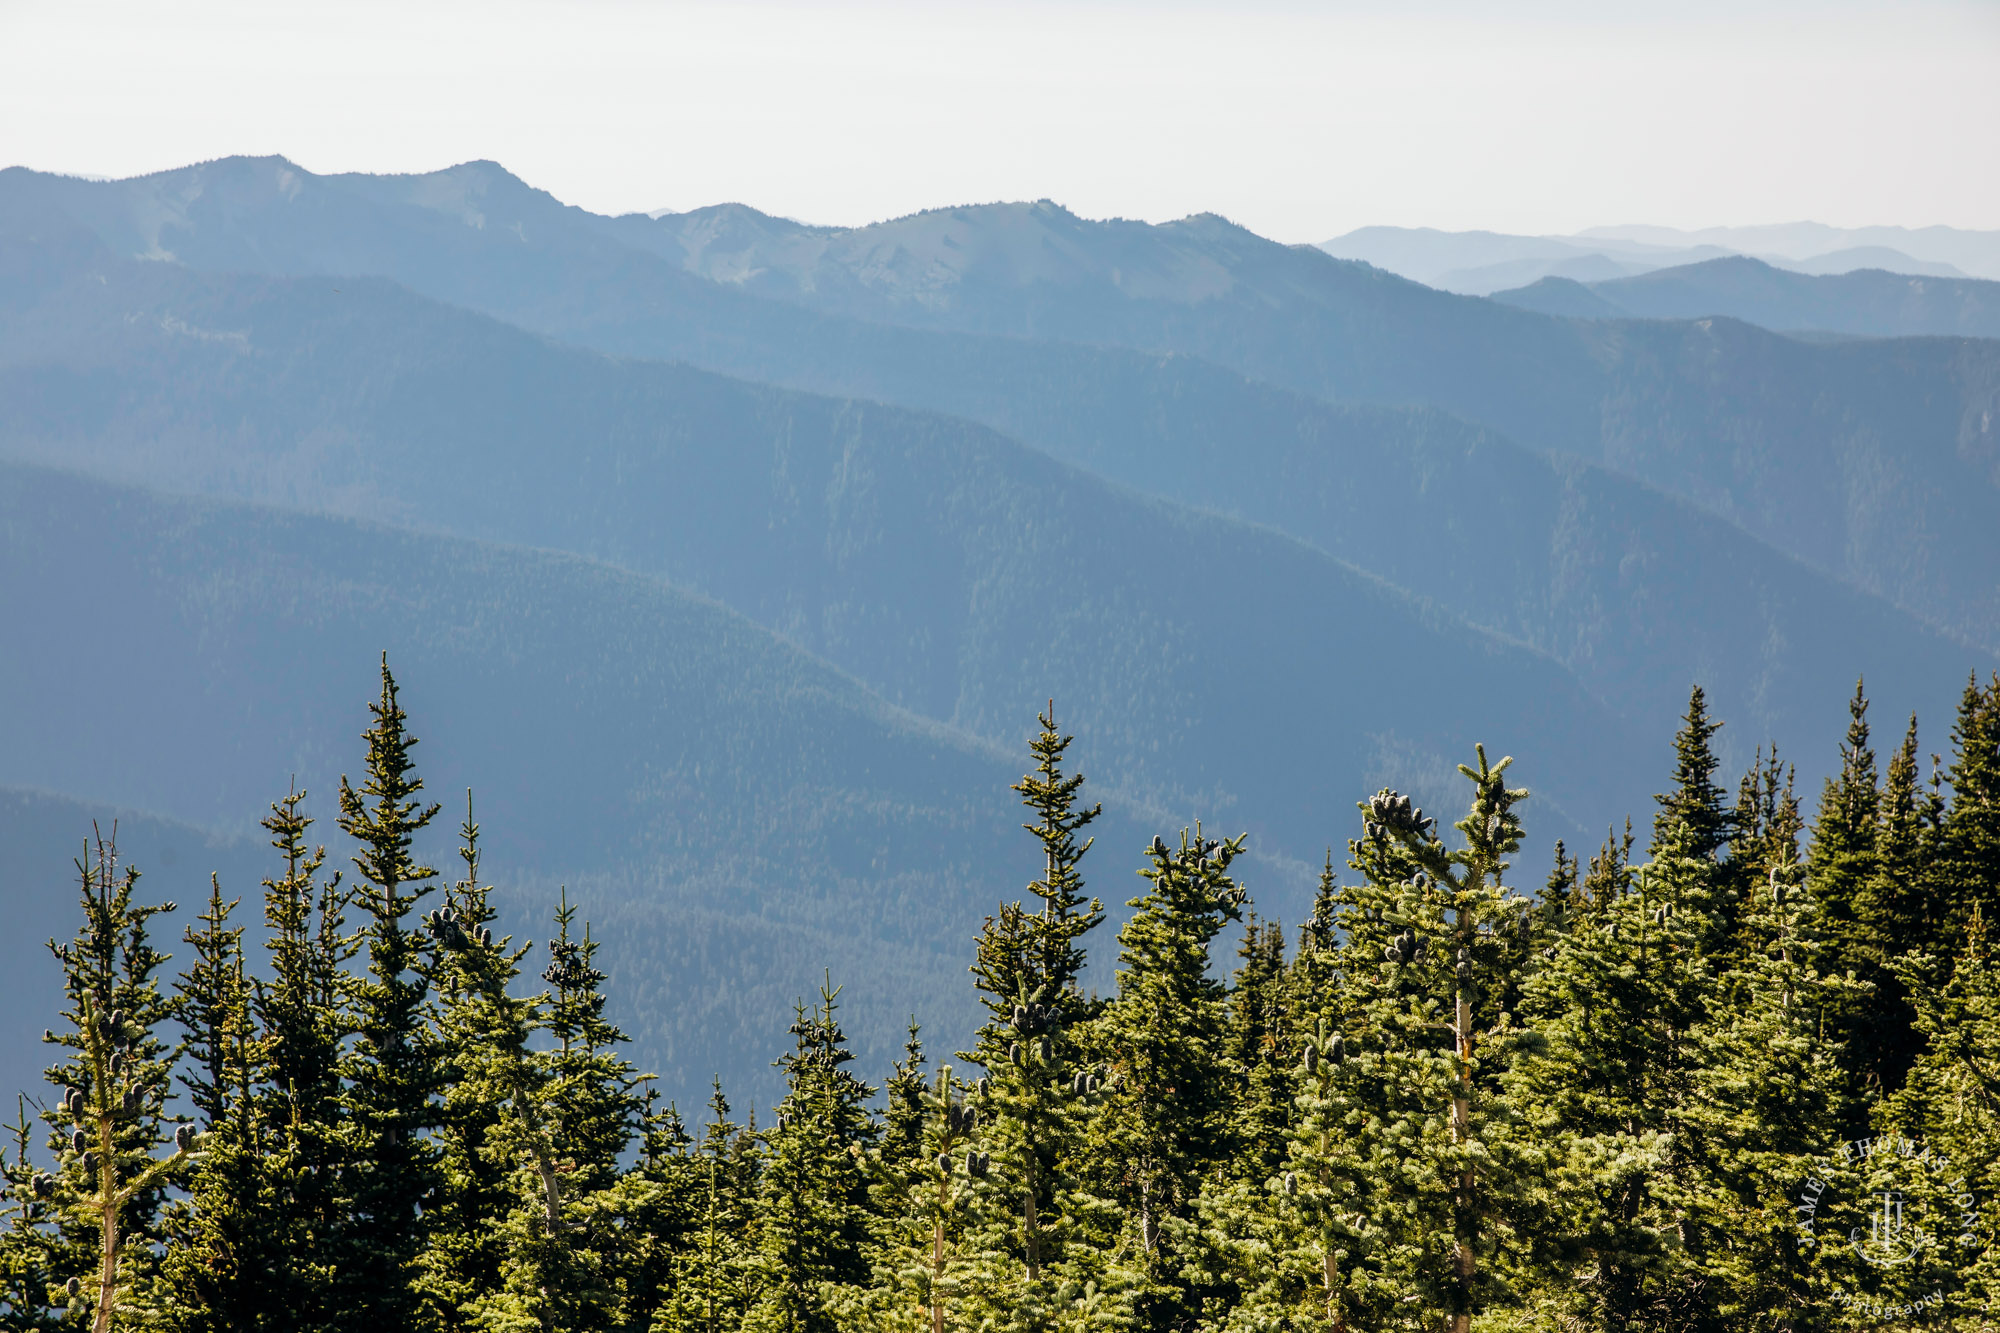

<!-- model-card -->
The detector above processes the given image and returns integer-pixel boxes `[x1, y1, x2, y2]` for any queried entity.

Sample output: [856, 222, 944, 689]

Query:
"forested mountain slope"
[0, 247, 1652, 884]
[1491, 255, 2000, 339]
[0, 460, 1128, 1101]
[6, 156, 1995, 657]
[0, 206, 1987, 802]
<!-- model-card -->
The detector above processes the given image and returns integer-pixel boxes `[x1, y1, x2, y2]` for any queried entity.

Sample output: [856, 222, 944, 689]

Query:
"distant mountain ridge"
[1320, 222, 2000, 293]
[1489, 255, 2000, 340]
[2, 157, 1994, 763]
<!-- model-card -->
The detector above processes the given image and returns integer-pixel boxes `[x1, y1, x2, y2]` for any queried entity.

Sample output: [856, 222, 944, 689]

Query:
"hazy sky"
[3, 0, 1995, 240]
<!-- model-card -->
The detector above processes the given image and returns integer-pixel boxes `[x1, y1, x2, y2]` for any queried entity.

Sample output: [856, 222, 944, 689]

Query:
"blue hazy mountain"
[0, 458, 1155, 1104]
[0, 214, 1976, 792]
[1321, 224, 1995, 292]
[11, 156, 1988, 658]
[1, 175, 1989, 798]
[1491, 255, 2000, 339]
[0, 232, 1657, 866]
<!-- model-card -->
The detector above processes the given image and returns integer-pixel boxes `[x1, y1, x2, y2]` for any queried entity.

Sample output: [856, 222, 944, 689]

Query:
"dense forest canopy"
[5, 662, 2000, 1331]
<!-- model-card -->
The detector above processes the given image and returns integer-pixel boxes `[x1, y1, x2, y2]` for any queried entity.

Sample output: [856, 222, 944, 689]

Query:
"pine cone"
[80, 1152, 97, 1177]
[65, 1276, 81, 1298]
[1151, 835, 1167, 857]
[175, 1123, 196, 1151]
[969, 1151, 990, 1179]
[936, 1152, 953, 1175]
[1302, 1044, 1318, 1075]
[70, 1129, 87, 1156]
[1284, 1171, 1298, 1196]
[1328, 1034, 1345, 1064]
[31, 1173, 53, 1199]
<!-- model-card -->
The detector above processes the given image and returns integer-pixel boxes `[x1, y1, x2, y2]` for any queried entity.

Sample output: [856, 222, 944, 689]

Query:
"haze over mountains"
[1323, 222, 2000, 294]
[1, 154, 1994, 1104]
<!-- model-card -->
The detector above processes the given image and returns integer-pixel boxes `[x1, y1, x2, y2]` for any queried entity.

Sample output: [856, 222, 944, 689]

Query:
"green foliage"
[332, 654, 446, 1332]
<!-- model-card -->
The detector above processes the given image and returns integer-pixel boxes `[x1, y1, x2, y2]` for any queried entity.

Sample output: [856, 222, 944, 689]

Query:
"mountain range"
[1322, 222, 2000, 293]
[0, 155, 1994, 1106]
[1490, 255, 2000, 340]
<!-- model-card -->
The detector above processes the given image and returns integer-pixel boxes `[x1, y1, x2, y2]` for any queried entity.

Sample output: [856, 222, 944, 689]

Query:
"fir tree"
[1321, 754, 1553, 1332]
[1224, 916, 1293, 1189]
[250, 784, 349, 1328]
[1878, 908, 2000, 1318]
[418, 795, 531, 1331]
[42, 832, 197, 1333]
[1, 1096, 64, 1330]
[1936, 673, 2000, 936]
[657, 1083, 764, 1333]
[1654, 686, 1733, 866]
[1675, 812, 1865, 1326]
[470, 894, 650, 1332]
[1087, 827, 1247, 1329]
[972, 703, 1106, 1028]
[1509, 818, 1716, 1329]
[749, 983, 875, 1333]
[837, 1046, 986, 1333]
[332, 655, 445, 1332]
[159, 878, 269, 1333]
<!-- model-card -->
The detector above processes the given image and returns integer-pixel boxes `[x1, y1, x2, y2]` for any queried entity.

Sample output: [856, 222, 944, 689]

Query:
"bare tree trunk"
[94, 1172, 117, 1333]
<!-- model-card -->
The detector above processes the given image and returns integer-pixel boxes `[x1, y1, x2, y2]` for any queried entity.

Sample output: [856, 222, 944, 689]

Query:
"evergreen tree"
[251, 784, 350, 1328]
[1674, 811, 1864, 1327]
[159, 878, 270, 1332]
[1809, 681, 1879, 937]
[971, 704, 1106, 1028]
[1509, 819, 1715, 1329]
[1087, 827, 1247, 1329]
[623, 1092, 701, 1333]
[657, 1083, 764, 1333]
[953, 704, 1126, 1331]
[1654, 686, 1733, 866]
[1326, 753, 1554, 1332]
[332, 655, 445, 1332]
[471, 895, 650, 1332]
[42, 832, 197, 1333]
[1936, 673, 2000, 935]
[837, 1043, 986, 1333]
[1224, 916, 1293, 1190]
[748, 983, 875, 1333]
[1878, 908, 2000, 1318]
[418, 796, 530, 1330]
[1, 1097, 64, 1330]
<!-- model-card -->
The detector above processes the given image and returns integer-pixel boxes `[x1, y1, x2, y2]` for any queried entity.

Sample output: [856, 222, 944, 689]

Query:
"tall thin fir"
[42, 831, 197, 1333]
[332, 655, 445, 1333]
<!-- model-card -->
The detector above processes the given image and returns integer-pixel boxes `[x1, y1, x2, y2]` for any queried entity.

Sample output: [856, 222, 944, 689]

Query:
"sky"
[2, 0, 1996, 241]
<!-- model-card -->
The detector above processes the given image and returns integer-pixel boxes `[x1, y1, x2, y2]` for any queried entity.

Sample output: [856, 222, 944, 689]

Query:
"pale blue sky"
[2, 0, 1995, 240]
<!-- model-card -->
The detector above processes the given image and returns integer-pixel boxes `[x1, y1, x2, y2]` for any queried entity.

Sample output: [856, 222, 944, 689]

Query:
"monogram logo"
[1795, 1135, 1984, 1324]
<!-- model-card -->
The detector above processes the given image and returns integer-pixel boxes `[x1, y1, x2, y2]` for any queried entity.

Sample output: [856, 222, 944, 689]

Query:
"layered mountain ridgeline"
[0, 198, 1988, 800]
[0, 460, 1158, 1103]
[0, 249, 1652, 885]
[6, 156, 1996, 658]
[1491, 254, 2000, 339]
